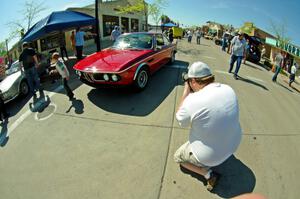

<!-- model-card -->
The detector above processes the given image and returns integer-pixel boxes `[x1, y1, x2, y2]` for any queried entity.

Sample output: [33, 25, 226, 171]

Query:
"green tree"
[269, 19, 291, 48]
[0, 42, 7, 57]
[118, 0, 168, 31]
[7, 0, 46, 41]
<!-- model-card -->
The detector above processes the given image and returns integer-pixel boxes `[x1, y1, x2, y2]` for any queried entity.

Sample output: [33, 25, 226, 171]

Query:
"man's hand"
[177, 82, 191, 112]
[183, 82, 191, 97]
[65, 76, 70, 81]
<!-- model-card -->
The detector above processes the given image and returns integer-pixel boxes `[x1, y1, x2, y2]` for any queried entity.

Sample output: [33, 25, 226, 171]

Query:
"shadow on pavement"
[66, 98, 84, 114]
[180, 155, 256, 198]
[244, 62, 263, 71]
[87, 60, 189, 116]
[238, 76, 269, 91]
[277, 82, 294, 93]
[5, 94, 32, 117]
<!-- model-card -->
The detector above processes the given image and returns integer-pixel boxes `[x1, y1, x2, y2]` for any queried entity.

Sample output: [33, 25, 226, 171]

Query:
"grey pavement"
[0, 36, 299, 199]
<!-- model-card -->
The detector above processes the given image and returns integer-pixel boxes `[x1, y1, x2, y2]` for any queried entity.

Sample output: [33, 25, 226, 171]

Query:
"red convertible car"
[73, 32, 177, 90]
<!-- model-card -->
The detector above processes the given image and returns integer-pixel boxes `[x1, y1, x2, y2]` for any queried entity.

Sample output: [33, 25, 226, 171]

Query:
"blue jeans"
[229, 55, 243, 76]
[272, 65, 281, 82]
[24, 67, 40, 93]
[222, 39, 226, 51]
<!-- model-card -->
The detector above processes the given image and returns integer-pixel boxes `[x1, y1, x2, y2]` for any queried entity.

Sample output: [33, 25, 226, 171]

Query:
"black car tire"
[134, 67, 149, 91]
[19, 80, 29, 96]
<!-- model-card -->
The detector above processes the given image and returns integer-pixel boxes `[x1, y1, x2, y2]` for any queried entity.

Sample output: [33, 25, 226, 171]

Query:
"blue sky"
[1, 0, 300, 49]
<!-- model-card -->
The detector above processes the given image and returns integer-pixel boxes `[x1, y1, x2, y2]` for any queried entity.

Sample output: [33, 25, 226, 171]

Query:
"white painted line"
[6, 85, 64, 137]
[201, 55, 216, 60]
[215, 70, 231, 75]
[34, 103, 57, 121]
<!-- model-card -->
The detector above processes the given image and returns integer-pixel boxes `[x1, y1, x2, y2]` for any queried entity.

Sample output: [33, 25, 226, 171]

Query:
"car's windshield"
[5, 61, 20, 76]
[113, 34, 153, 50]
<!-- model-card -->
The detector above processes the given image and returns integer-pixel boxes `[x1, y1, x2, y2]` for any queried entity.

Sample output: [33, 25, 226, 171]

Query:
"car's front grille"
[92, 73, 104, 81]
[83, 73, 93, 82]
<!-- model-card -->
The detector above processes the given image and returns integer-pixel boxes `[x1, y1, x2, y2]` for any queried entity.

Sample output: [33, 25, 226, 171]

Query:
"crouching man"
[174, 61, 242, 191]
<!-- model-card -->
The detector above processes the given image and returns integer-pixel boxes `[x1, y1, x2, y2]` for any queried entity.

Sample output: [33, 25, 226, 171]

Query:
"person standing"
[243, 39, 250, 64]
[174, 61, 242, 191]
[75, 27, 86, 60]
[228, 31, 246, 79]
[272, 51, 284, 82]
[70, 31, 76, 56]
[59, 32, 69, 61]
[0, 90, 9, 122]
[51, 52, 74, 100]
[111, 26, 121, 42]
[261, 45, 266, 62]
[187, 30, 193, 43]
[221, 31, 227, 51]
[19, 42, 41, 95]
[289, 63, 297, 87]
[168, 28, 174, 43]
[196, 29, 202, 45]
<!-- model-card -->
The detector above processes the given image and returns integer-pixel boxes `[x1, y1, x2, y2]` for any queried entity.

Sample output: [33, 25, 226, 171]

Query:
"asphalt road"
[0, 37, 299, 199]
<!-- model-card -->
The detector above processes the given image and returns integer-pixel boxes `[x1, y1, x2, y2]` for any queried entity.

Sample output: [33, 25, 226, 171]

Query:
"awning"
[21, 11, 96, 42]
[162, 23, 177, 27]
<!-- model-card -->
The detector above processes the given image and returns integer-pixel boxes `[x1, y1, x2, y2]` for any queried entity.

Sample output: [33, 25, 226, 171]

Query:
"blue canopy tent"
[162, 23, 177, 27]
[21, 11, 96, 42]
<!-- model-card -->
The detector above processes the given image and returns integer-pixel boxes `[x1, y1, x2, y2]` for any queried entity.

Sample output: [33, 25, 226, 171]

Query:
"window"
[156, 34, 164, 47]
[121, 17, 129, 33]
[163, 35, 170, 45]
[131, 19, 139, 32]
[40, 33, 63, 51]
[103, 15, 119, 37]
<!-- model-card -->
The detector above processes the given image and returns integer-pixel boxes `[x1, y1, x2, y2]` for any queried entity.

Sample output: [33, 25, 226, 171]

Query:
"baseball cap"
[183, 61, 212, 81]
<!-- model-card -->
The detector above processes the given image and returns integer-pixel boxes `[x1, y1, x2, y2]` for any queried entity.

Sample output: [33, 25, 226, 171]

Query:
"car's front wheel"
[134, 67, 149, 91]
[19, 80, 29, 96]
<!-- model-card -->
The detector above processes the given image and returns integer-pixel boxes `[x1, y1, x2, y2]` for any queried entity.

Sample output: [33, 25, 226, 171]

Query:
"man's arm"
[33, 55, 39, 68]
[176, 82, 191, 127]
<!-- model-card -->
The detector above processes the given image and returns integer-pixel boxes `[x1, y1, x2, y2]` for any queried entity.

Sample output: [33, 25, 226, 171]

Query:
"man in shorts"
[174, 61, 242, 191]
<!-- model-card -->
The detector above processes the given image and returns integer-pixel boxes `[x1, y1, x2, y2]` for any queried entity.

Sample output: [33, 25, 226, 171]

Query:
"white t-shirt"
[291, 65, 297, 74]
[54, 58, 69, 78]
[231, 36, 246, 57]
[176, 83, 242, 167]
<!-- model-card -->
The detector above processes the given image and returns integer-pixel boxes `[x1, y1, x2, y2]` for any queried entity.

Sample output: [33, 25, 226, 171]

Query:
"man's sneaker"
[206, 172, 220, 191]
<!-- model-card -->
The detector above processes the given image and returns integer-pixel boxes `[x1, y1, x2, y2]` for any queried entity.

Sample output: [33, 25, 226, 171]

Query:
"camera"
[182, 72, 188, 82]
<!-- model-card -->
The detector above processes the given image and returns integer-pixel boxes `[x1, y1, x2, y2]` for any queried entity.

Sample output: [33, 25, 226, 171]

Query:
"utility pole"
[5, 39, 10, 63]
[95, 0, 101, 52]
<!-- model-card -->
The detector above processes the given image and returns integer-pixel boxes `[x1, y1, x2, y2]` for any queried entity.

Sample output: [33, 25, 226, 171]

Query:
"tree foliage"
[118, 0, 168, 31]
[0, 42, 7, 57]
[269, 19, 291, 48]
[6, 0, 46, 41]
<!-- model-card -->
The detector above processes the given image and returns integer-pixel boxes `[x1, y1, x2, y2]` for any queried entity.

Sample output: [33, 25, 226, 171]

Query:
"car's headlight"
[103, 74, 110, 81]
[111, 74, 119, 82]
[75, 70, 82, 77]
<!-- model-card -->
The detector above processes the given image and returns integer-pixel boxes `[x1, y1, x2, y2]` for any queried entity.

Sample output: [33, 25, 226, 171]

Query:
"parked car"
[73, 32, 177, 91]
[0, 61, 29, 103]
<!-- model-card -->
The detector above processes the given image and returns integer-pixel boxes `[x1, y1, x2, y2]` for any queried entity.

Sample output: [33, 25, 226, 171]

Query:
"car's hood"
[74, 48, 152, 73]
[0, 71, 22, 92]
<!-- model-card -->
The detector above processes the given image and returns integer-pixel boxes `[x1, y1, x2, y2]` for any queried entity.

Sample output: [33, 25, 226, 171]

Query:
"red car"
[73, 32, 177, 90]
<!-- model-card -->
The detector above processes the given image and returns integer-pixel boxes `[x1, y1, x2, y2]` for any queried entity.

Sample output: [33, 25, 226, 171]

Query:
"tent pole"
[95, 0, 101, 52]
